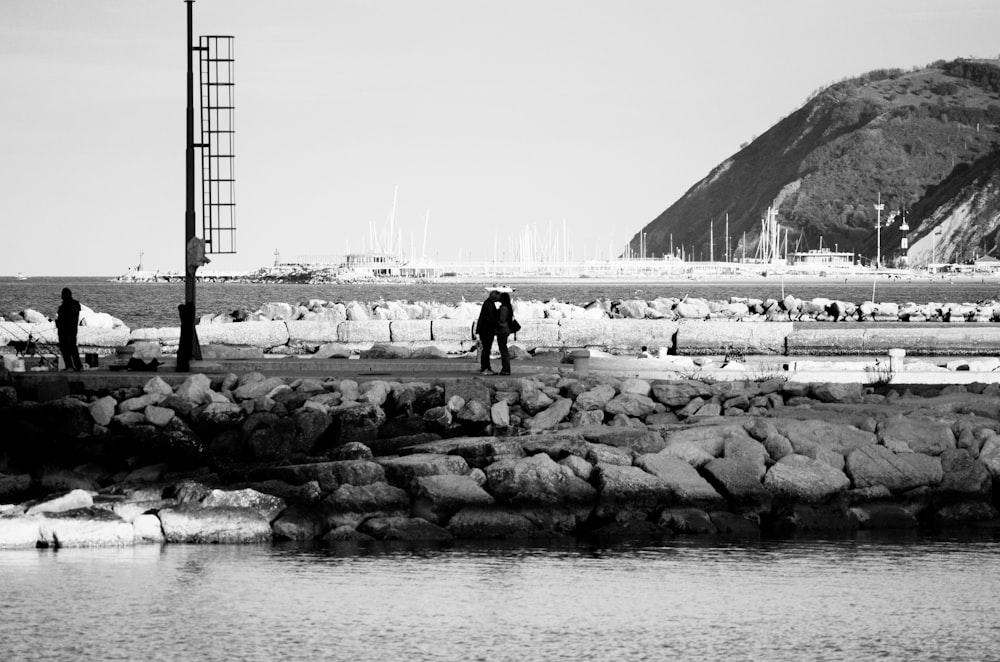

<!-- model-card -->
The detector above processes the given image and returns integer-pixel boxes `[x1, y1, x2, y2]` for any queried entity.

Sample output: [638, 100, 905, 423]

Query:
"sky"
[2, 0, 999, 276]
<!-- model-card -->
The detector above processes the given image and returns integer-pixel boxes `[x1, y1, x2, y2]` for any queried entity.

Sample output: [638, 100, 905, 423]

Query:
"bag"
[509, 318, 522, 333]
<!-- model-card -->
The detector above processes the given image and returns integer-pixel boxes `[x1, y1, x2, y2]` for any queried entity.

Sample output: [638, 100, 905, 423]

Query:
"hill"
[634, 58, 1000, 266]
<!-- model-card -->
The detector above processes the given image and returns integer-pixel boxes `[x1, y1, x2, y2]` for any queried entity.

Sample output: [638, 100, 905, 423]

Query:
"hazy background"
[2, 0, 998, 276]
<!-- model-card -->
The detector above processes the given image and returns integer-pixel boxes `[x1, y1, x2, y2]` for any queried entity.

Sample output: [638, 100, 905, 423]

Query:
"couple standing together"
[476, 285, 518, 376]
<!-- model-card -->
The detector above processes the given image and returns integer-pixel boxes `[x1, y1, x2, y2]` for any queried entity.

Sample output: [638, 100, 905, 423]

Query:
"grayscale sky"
[2, 0, 998, 276]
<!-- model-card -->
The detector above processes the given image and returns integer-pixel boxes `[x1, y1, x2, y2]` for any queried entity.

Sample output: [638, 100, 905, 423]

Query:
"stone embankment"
[6, 295, 1000, 360]
[2, 366, 999, 547]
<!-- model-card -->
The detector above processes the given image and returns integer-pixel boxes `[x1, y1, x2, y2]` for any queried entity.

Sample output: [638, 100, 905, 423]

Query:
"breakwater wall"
[1, 368, 999, 547]
[6, 295, 1000, 359]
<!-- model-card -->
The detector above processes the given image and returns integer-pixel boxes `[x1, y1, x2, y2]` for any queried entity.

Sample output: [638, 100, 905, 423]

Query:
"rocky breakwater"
[6, 295, 1000, 360]
[1, 366, 999, 547]
[122, 295, 1000, 359]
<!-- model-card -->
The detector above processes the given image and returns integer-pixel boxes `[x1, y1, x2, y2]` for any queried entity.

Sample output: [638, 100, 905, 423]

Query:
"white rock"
[176, 373, 213, 403]
[0, 518, 42, 548]
[133, 513, 165, 543]
[38, 514, 135, 547]
[118, 393, 165, 414]
[80, 311, 116, 329]
[22, 309, 49, 324]
[144, 405, 175, 427]
[26, 489, 94, 515]
[143, 376, 174, 396]
[89, 396, 117, 426]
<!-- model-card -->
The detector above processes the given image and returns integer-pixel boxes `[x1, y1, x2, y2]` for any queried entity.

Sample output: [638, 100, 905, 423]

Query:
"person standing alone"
[57, 287, 83, 371]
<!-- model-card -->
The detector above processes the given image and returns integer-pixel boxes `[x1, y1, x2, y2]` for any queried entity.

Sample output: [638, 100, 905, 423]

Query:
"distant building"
[973, 256, 1000, 272]
[788, 249, 854, 268]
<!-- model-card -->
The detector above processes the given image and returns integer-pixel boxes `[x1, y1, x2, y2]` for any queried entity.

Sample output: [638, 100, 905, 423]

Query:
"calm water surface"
[2, 276, 1000, 328]
[2, 535, 998, 661]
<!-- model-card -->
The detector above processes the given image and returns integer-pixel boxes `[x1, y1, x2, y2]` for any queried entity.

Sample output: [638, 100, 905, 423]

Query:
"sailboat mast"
[422, 210, 429, 259]
[389, 185, 398, 255]
[725, 213, 729, 262]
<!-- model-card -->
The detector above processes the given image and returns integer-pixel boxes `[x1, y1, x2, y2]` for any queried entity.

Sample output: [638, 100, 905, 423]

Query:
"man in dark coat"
[56, 287, 83, 371]
[476, 288, 502, 375]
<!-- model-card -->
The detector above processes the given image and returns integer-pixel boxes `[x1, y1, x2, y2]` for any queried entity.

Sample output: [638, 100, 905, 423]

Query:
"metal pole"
[179, 0, 196, 372]
[874, 192, 884, 270]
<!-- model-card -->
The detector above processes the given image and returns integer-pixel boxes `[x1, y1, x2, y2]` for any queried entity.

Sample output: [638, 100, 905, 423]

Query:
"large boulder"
[324, 402, 387, 446]
[323, 482, 410, 529]
[769, 418, 877, 457]
[845, 445, 943, 493]
[978, 434, 1000, 480]
[579, 427, 666, 454]
[175, 373, 213, 404]
[662, 423, 756, 458]
[0, 518, 41, 549]
[260, 460, 385, 492]
[233, 376, 287, 401]
[603, 393, 657, 418]
[651, 380, 712, 407]
[36, 508, 135, 547]
[271, 506, 329, 541]
[574, 384, 616, 411]
[810, 382, 864, 403]
[520, 433, 592, 461]
[523, 398, 573, 431]
[193, 402, 243, 436]
[26, 489, 94, 515]
[158, 505, 272, 543]
[763, 455, 851, 503]
[378, 453, 470, 489]
[635, 453, 725, 509]
[593, 464, 672, 522]
[879, 415, 956, 456]
[484, 453, 595, 506]
[937, 449, 992, 498]
[401, 437, 524, 469]
[658, 440, 715, 468]
[702, 458, 773, 515]
[411, 475, 496, 525]
[201, 488, 286, 522]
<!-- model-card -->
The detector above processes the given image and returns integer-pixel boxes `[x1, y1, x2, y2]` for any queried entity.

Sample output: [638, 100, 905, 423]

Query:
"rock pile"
[193, 295, 1000, 324]
[2, 368, 998, 547]
[6, 296, 1000, 361]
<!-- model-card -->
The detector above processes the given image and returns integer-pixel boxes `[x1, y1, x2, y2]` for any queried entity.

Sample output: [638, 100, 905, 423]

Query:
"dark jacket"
[497, 303, 513, 335]
[477, 299, 499, 337]
[57, 298, 81, 337]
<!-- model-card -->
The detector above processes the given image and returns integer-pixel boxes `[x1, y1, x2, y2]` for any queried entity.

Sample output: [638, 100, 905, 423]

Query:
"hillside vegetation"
[636, 58, 1000, 266]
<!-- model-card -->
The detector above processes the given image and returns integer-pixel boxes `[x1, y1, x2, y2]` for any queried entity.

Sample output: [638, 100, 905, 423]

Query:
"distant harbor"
[110, 251, 998, 286]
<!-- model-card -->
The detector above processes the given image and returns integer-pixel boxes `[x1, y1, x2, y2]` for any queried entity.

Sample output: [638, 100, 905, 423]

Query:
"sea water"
[1, 534, 999, 661]
[2, 276, 998, 329]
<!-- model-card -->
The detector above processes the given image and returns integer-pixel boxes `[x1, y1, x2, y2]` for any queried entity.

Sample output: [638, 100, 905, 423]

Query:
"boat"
[16, 272, 27, 281]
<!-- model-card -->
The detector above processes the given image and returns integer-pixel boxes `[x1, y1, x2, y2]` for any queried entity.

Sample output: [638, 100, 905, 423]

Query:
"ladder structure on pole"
[198, 35, 236, 255]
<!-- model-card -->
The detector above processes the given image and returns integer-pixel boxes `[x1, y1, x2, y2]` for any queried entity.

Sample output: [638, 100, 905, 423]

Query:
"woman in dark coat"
[495, 291, 514, 375]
